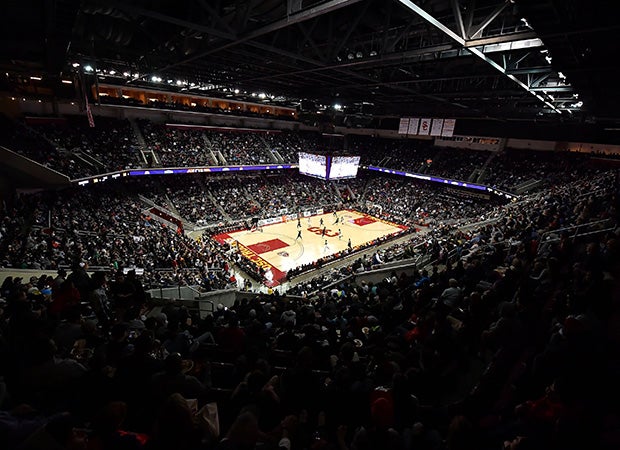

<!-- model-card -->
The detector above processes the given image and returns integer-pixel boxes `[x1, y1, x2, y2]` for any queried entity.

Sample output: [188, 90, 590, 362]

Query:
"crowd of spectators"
[362, 177, 500, 227]
[32, 116, 142, 175]
[2, 113, 615, 198]
[1, 166, 618, 450]
[427, 148, 490, 181]
[262, 132, 312, 162]
[0, 184, 234, 290]
[205, 131, 273, 165]
[350, 136, 438, 172]
[0, 116, 80, 175]
[138, 121, 217, 168]
[482, 149, 593, 191]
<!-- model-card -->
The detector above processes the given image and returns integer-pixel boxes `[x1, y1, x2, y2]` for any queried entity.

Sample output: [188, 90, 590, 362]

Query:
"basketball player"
[321, 226, 326, 238]
[297, 218, 302, 228]
[319, 217, 324, 226]
[338, 228, 342, 240]
[296, 229, 302, 240]
[323, 239, 329, 253]
[348, 238, 352, 251]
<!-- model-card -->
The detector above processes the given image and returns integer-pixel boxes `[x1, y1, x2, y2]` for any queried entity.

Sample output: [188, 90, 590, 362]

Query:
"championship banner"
[441, 119, 456, 137]
[398, 118, 410, 134]
[430, 118, 444, 136]
[418, 118, 431, 135]
[407, 118, 420, 135]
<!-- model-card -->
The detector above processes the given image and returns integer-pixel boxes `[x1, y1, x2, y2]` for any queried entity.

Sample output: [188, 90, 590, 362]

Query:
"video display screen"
[298, 152, 327, 179]
[329, 155, 361, 180]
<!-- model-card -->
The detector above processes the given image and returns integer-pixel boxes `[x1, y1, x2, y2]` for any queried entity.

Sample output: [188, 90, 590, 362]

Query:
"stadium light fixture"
[109, 70, 116, 75]
[72, 62, 80, 68]
[258, 93, 267, 99]
[333, 103, 342, 111]
[61, 80, 72, 84]
[84, 65, 93, 72]
[30, 76, 42, 80]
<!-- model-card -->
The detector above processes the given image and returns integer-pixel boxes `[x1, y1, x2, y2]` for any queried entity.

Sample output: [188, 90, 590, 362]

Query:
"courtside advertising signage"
[74, 164, 296, 185]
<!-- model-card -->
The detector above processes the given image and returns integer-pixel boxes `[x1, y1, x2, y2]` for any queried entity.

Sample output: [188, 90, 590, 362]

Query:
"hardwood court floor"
[213, 210, 408, 286]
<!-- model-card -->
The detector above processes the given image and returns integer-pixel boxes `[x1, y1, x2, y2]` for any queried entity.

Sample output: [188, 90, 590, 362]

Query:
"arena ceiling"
[2, 0, 620, 122]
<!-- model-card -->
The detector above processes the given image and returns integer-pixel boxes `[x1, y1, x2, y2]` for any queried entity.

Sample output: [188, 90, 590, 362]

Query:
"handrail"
[540, 226, 616, 246]
[576, 187, 607, 201]
[539, 218, 612, 241]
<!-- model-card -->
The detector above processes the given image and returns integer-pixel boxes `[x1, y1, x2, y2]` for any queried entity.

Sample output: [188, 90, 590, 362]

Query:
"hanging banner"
[407, 118, 420, 135]
[398, 118, 410, 134]
[441, 119, 456, 137]
[430, 118, 444, 136]
[418, 118, 431, 135]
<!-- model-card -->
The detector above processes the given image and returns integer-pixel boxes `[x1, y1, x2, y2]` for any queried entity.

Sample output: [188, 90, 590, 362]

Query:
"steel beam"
[451, 0, 466, 40]
[395, 0, 560, 113]
[529, 73, 551, 88]
[397, 0, 465, 45]
[328, 0, 372, 61]
[506, 66, 553, 75]
[121, 0, 365, 81]
[530, 86, 574, 93]
[241, 0, 365, 41]
[198, 0, 235, 33]
[297, 21, 326, 62]
[468, 1, 510, 38]
[465, 31, 537, 47]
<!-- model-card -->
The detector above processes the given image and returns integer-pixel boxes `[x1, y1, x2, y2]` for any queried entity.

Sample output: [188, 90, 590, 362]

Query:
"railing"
[539, 218, 612, 243]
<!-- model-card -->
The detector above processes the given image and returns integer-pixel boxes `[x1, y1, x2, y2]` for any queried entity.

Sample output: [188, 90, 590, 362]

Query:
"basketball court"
[212, 210, 408, 286]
